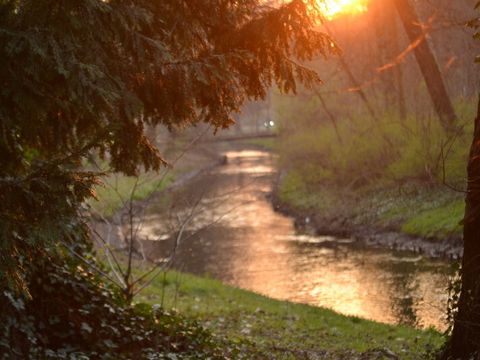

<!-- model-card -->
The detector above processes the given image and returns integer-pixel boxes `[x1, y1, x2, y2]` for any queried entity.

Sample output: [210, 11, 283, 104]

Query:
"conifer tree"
[0, 0, 335, 291]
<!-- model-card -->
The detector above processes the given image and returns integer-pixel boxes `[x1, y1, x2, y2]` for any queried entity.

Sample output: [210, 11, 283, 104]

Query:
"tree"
[444, 96, 480, 359]
[0, 0, 334, 291]
[393, 0, 457, 131]
[0, 1, 337, 356]
[371, 0, 406, 119]
[442, 8, 480, 359]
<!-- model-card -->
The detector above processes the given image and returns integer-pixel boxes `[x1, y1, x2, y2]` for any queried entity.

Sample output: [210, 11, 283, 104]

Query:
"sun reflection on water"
[141, 148, 452, 331]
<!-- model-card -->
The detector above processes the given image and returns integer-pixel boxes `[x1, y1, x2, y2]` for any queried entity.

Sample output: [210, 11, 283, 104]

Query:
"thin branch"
[312, 87, 342, 143]
[91, 227, 126, 287]
[124, 176, 140, 288]
[60, 241, 123, 289]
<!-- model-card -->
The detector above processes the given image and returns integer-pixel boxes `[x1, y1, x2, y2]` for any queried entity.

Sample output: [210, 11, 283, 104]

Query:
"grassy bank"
[89, 171, 175, 217]
[88, 140, 221, 217]
[137, 270, 444, 359]
[272, 99, 474, 242]
[277, 174, 464, 241]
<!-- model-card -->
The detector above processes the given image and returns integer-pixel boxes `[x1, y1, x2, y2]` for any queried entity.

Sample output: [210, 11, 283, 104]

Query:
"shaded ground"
[272, 173, 463, 260]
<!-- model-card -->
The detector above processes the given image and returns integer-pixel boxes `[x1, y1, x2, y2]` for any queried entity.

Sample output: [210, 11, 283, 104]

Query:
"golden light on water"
[318, 0, 369, 20]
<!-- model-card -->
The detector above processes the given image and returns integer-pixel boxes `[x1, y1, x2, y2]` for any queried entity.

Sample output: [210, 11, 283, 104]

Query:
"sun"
[318, 0, 369, 20]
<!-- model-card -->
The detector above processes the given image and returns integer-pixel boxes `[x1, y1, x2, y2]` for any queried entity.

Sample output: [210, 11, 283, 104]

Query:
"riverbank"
[88, 140, 226, 250]
[243, 137, 463, 258]
[137, 268, 444, 359]
[89, 141, 450, 358]
[271, 170, 464, 259]
[89, 140, 223, 218]
[267, 99, 474, 261]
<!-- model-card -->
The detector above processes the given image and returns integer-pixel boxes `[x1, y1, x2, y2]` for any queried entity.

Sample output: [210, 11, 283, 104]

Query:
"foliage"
[0, 1, 339, 357]
[445, 264, 462, 335]
[0, 163, 98, 293]
[275, 101, 473, 190]
[0, 0, 335, 292]
[0, 254, 252, 359]
[0, 0, 334, 176]
[272, 94, 473, 240]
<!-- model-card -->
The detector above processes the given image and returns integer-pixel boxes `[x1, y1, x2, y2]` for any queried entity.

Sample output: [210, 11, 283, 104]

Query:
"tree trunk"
[323, 24, 379, 123]
[372, 0, 406, 119]
[388, 1, 407, 121]
[393, 0, 456, 130]
[446, 95, 480, 359]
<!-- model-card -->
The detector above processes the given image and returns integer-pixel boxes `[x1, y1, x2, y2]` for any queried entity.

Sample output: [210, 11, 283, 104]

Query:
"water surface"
[141, 147, 452, 330]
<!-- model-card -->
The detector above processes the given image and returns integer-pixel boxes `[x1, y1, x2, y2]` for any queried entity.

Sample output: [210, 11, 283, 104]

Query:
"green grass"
[89, 171, 175, 217]
[136, 270, 444, 359]
[351, 187, 464, 240]
[277, 172, 465, 241]
[401, 199, 464, 239]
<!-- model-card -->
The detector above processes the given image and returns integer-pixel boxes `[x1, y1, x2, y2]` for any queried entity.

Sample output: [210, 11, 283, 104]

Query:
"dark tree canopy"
[0, 0, 335, 291]
[0, 0, 334, 175]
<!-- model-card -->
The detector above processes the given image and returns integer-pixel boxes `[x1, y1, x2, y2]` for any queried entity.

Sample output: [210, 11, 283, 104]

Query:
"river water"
[141, 146, 453, 331]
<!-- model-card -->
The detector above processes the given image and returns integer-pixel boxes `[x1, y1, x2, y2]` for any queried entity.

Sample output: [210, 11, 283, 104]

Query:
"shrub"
[275, 99, 474, 191]
[0, 255, 243, 359]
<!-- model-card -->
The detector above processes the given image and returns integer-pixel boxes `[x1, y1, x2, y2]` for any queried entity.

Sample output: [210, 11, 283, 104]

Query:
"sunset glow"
[318, 0, 369, 20]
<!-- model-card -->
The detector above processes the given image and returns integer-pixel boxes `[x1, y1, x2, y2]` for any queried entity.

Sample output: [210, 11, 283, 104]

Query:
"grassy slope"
[272, 100, 474, 241]
[89, 171, 175, 217]
[137, 270, 444, 359]
[88, 139, 221, 217]
[400, 199, 464, 239]
[277, 174, 464, 240]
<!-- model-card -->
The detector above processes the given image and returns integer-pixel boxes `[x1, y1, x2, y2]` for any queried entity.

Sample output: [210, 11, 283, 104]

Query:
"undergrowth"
[273, 97, 473, 240]
[0, 251, 258, 359]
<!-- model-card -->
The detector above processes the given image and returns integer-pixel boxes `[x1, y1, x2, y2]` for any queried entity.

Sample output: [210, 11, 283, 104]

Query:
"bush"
[275, 98, 474, 191]
[0, 255, 242, 359]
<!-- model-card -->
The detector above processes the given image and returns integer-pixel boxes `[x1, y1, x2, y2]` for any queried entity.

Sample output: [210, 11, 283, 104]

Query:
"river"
[140, 145, 453, 331]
